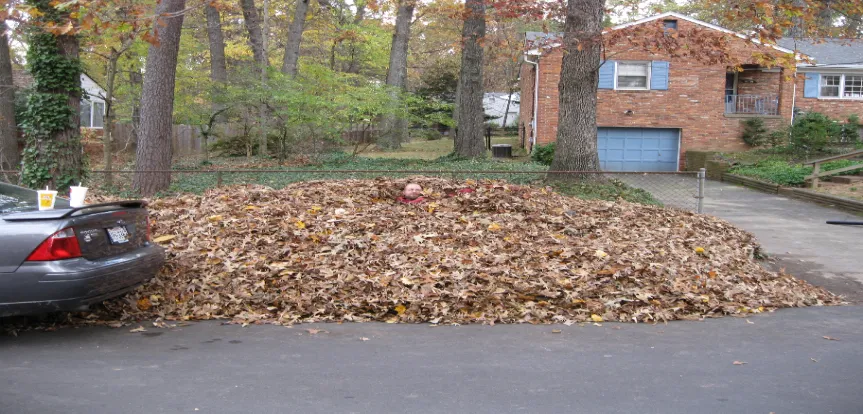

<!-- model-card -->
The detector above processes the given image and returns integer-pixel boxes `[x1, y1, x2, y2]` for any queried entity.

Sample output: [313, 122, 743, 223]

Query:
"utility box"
[492, 144, 512, 158]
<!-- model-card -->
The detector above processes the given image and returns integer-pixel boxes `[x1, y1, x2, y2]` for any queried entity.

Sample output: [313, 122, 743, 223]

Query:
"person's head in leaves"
[402, 183, 423, 200]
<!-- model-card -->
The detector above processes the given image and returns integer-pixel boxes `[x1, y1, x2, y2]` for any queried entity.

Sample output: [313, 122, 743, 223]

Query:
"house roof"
[776, 38, 863, 68]
[10, 69, 107, 96]
[525, 12, 797, 56]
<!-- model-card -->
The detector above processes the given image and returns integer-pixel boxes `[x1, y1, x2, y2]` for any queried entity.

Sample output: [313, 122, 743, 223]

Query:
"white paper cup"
[69, 186, 88, 207]
[37, 190, 58, 210]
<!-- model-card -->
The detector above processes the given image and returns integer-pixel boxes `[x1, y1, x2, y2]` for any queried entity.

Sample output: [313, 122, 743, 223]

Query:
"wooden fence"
[110, 123, 240, 157]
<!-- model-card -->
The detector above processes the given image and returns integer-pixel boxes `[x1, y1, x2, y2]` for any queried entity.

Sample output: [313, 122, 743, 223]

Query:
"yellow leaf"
[295, 220, 306, 229]
[208, 215, 223, 222]
[695, 247, 706, 254]
[385, 317, 398, 324]
[136, 298, 152, 311]
[701, 295, 710, 303]
[395, 304, 407, 315]
[590, 314, 603, 322]
[487, 222, 502, 231]
[244, 205, 258, 210]
[552, 329, 562, 334]
[153, 235, 176, 243]
[594, 250, 608, 258]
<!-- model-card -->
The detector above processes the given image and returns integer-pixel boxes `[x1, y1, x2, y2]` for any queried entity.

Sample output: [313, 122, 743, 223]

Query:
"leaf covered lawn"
[98, 178, 839, 325]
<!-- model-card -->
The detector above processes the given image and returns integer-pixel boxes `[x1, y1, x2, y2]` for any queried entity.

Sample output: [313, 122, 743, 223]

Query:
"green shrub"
[531, 143, 555, 165]
[790, 112, 842, 152]
[740, 118, 769, 147]
[730, 158, 863, 187]
[414, 128, 444, 141]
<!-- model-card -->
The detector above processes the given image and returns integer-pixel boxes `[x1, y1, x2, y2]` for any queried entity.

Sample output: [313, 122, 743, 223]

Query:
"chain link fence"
[1, 168, 706, 212]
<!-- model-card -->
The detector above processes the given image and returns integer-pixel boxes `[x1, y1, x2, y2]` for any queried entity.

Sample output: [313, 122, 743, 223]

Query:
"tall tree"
[240, 0, 266, 67]
[206, 3, 228, 83]
[133, 0, 186, 196]
[454, 0, 486, 158]
[0, 27, 17, 172]
[377, 0, 414, 150]
[20, 0, 84, 190]
[281, 0, 310, 76]
[549, 0, 604, 174]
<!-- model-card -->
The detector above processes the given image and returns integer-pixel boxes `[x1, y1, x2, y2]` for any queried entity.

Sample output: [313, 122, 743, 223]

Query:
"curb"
[721, 173, 863, 214]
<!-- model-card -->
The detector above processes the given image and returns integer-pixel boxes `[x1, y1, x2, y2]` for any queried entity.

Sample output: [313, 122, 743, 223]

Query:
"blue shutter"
[803, 72, 820, 98]
[598, 60, 615, 89]
[650, 61, 669, 90]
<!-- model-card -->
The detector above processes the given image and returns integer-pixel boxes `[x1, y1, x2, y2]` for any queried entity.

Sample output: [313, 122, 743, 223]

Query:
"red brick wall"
[793, 74, 863, 121]
[519, 19, 796, 169]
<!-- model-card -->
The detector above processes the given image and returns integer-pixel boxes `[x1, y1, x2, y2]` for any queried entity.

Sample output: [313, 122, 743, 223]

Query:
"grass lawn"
[355, 135, 529, 162]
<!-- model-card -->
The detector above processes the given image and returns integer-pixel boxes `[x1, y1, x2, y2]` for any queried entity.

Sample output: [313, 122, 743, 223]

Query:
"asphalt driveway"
[702, 180, 863, 302]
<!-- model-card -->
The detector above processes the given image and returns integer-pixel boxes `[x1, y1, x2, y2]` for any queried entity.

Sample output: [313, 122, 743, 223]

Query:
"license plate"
[107, 226, 130, 244]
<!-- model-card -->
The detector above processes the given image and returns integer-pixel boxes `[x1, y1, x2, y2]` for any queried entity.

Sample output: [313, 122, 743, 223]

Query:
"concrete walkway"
[702, 180, 863, 302]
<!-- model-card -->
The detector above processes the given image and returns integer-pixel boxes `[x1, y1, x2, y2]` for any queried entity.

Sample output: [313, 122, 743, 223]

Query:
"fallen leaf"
[360, 337, 370, 341]
[551, 329, 562, 333]
[129, 326, 147, 333]
[207, 215, 223, 222]
[306, 328, 328, 335]
[295, 220, 306, 229]
[732, 360, 747, 365]
[152, 235, 176, 243]
[594, 250, 608, 258]
[487, 222, 502, 231]
[590, 314, 603, 322]
[823, 336, 840, 341]
[746, 319, 754, 324]
[395, 304, 407, 315]
[810, 358, 818, 362]
[695, 247, 706, 254]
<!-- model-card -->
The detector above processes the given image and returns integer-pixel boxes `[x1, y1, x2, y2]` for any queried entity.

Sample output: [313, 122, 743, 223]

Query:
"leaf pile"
[101, 178, 839, 325]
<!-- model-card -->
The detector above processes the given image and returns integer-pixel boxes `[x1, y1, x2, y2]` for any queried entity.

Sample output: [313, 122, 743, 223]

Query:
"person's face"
[403, 184, 423, 200]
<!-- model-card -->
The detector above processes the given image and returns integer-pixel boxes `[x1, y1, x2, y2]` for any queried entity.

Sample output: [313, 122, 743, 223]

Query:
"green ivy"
[19, 1, 85, 191]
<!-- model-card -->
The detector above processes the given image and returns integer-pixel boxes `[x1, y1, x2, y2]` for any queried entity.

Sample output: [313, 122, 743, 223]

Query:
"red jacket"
[397, 196, 426, 204]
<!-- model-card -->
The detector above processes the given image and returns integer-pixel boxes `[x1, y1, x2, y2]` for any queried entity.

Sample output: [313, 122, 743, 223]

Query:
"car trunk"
[71, 208, 150, 260]
[0, 201, 150, 271]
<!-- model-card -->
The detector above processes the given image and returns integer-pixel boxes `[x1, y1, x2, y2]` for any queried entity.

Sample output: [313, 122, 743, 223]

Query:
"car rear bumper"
[0, 243, 164, 317]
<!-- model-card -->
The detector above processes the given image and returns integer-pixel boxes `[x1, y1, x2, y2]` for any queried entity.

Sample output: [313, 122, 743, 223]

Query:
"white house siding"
[483, 92, 520, 127]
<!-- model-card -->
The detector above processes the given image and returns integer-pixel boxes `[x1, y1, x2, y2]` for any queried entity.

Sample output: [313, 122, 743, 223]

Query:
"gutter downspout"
[523, 54, 539, 152]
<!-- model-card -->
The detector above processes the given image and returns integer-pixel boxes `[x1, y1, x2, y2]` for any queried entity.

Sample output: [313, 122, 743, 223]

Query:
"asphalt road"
[2, 306, 862, 414]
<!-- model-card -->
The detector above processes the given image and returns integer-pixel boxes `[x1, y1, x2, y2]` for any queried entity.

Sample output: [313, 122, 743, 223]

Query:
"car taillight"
[26, 228, 83, 261]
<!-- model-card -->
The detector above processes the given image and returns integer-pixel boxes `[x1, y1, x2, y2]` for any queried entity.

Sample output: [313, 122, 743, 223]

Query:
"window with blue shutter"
[598, 60, 615, 89]
[803, 73, 820, 98]
[650, 61, 669, 90]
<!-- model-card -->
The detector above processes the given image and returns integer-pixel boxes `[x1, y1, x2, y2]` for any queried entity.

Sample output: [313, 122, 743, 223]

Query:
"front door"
[725, 73, 737, 113]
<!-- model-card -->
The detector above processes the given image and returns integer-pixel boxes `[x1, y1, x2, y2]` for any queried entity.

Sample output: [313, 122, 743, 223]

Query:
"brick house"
[519, 12, 863, 171]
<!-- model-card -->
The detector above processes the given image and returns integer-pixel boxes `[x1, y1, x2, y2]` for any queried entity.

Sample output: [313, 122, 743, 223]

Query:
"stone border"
[721, 173, 863, 214]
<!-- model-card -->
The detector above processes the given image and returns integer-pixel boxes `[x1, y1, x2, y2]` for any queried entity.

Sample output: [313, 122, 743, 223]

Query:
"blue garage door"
[597, 127, 680, 172]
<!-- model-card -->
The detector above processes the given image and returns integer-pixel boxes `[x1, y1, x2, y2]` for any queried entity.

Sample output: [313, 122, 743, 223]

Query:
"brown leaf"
[129, 326, 147, 333]
[823, 336, 840, 341]
[732, 360, 747, 365]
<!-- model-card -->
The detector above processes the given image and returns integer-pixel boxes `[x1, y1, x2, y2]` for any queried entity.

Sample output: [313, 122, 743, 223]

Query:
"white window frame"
[818, 73, 863, 100]
[80, 99, 106, 129]
[614, 61, 651, 91]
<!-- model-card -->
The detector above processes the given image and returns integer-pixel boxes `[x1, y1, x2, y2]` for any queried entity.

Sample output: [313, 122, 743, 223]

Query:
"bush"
[531, 143, 555, 165]
[730, 158, 863, 187]
[413, 128, 444, 141]
[789, 112, 842, 152]
[740, 118, 769, 147]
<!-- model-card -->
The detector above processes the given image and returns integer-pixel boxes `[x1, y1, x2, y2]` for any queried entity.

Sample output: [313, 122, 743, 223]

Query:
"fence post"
[697, 168, 706, 214]
[216, 171, 223, 187]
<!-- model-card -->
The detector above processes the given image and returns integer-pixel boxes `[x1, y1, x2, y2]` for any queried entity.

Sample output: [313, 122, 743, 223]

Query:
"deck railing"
[724, 94, 779, 116]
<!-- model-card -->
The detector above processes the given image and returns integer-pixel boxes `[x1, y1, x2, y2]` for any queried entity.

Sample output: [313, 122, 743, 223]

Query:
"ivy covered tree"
[19, 0, 84, 190]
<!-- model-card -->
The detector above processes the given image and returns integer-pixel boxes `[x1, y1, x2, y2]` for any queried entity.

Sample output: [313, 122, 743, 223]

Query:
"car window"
[0, 183, 70, 214]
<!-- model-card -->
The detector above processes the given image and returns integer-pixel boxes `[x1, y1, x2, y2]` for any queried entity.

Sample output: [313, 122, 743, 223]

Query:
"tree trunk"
[240, 0, 266, 68]
[133, 0, 186, 196]
[0, 29, 18, 172]
[205, 4, 228, 83]
[377, 0, 414, 150]
[102, 55, 117, 186]
[281, 0, 309, 77]
[549, 0, 604, 176]
[454, 0, 486, 158]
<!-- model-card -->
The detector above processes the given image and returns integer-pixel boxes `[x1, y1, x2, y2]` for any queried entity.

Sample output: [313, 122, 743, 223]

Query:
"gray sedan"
[0, 182, 164, 317]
